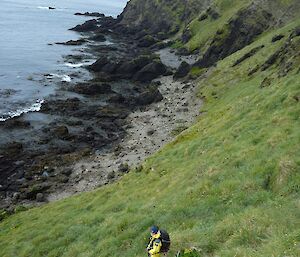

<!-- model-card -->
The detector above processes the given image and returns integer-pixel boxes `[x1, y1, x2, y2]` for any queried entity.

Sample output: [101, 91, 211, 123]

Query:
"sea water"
[0, 0, 127, 121]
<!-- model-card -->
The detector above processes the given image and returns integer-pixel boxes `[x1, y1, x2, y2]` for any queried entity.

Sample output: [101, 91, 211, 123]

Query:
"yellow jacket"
[147, 231, 162, 257]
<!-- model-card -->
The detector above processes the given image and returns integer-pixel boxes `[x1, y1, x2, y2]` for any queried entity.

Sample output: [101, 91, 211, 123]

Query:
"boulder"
[36, 193, 45, 202]
[101, 62, 119, 74]
[89, 34, 106, 42]
[271, 34, 284, 43]
[53, 126, 69, 140]
[207, 7, 220, 20]
[41, 98, 81, 114]
[23, 183, 50, 200]
[89, 57, 109, 72]
[118, 163, 129, 173]
[2, 119, 31, 129]
[74, 12, 105, 18]
[135, 86, 163, 105]
[177, 47, 190, 56]
[291, 27, 300, 38]
[70, 19, 98, 32]
[1, 142, 23, 156]
[133, 61, 167, 82]
[198, 13, 208, 21]
[137, 35, 158, 47]
[117, 55, 153, 78]
[73, 83, 112, 95]
[182, 28, 192, 43]
[174, 61, 191, 79]
[55, 39, 86, 46]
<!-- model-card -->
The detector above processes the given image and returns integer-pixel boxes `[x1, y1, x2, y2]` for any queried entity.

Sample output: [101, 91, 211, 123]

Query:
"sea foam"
[64, 61, 94, 68]
[46, 73, 71, 82]
[0, 99, 45, 122]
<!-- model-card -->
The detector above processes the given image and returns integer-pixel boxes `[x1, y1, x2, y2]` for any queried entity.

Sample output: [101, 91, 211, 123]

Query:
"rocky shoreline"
[0, 11, 201, 213]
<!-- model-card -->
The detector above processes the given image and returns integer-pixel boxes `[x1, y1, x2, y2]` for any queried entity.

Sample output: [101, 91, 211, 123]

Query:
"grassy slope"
[1, 13, 300, 257]
[187, 0, 251, 51]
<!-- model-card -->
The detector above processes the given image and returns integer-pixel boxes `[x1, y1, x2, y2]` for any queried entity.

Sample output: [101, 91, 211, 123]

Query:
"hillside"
[1, 0, 300, 257]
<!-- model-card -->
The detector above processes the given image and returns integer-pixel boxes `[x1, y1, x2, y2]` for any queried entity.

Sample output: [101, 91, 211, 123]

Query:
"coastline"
[0, 9, 202, 211]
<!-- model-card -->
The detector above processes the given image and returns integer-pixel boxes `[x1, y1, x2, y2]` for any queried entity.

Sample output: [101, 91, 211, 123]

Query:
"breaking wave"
[0, 99, 45, 122]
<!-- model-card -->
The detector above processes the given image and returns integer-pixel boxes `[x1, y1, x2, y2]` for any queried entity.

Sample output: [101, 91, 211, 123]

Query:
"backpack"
[159, 229, 171, 253]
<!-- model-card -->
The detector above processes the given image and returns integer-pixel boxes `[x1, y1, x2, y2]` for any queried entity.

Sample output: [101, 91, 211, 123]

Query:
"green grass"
[1, 11, 300, 257]
[186, 0, 251, 51]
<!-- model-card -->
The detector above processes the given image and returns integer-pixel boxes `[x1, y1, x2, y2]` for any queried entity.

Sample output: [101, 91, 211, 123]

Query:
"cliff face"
[119, 0, 300, 57]
[118, 0, 212, 34]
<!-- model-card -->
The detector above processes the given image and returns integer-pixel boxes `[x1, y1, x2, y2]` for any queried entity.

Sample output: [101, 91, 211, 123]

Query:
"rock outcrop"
[118, 0, 212, 35]
[195, 4, 274, 68]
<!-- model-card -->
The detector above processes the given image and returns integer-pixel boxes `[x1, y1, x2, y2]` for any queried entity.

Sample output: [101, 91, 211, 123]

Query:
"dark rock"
[182, 28, 192, 43]
[134, 30, 148, 40]
[207, 7, 220, 20]
[164, 69, 174, 76]
[199, 13, 208, 21]
[1, 142, 23, 156]
[248, 65, 260, 76]
[62, 169, 72, 176]
[74, 12, 105, 18]
[147, 129, 156, 136]
[133, 55, 154, 69]
[291, 27, 300, 38]
[261, 51, 280, 71]
[118, 163, 129, 173]
[151, 41, 170, 50]
[195, 5, 273, 68]
[1, 119, 31, 129]
[96, 106, 129, 120]
[58, 175, 69, 183]
[293, 94, 300, 102]
[138, 35, 158, 47]
[70, 19, 98, 32]
[271, 34, 285, 43]
[94, 27, 110, 34]
[89, 57, 109, 72]
[107, 171, 115, 179]
[133, 61, 167, 82]
[135, 86, 163, 105]
[177, 47, 190, 56]
[48, 7, 55, 10]
[232, 45, 265, 67]
[23, 183, 50, 200]
[108, 94, 126, 104]
[100, 16, 117, 27]
[52, 126, 69, 140]
[117, 55, 153, 78]
[41, 98, 81, 113]
[101, 62, 120, 74]
[36, 193, 45, 202]
[260, 77, 273, 88]
[56, 39, 86, 46]
[157, 32, 168, 40]
[261, 30, 300, 75]
[89, 34, 106, 42]
[174, 61, 191, 79]
[73, 83, 113, 95]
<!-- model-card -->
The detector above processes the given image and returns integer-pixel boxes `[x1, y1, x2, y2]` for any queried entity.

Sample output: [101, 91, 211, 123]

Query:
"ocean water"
[0, 0, 127, 121]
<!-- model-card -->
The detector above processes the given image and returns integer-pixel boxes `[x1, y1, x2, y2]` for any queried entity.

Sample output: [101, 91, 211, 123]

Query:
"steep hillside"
[118, 0, 212, 34]
[0, 1, 300, 257]
[119, 0, 300, 60]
